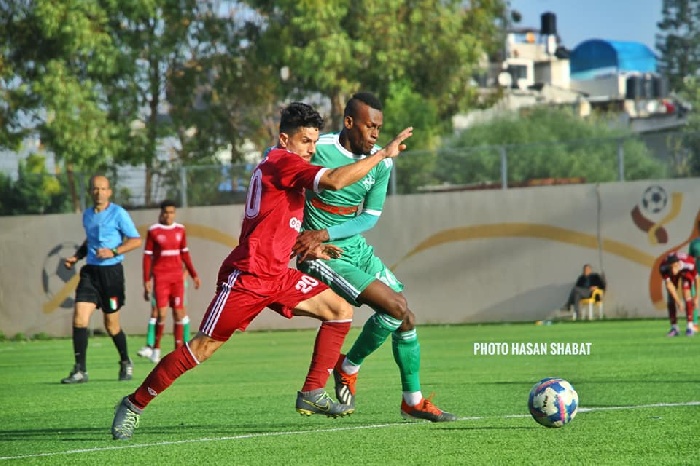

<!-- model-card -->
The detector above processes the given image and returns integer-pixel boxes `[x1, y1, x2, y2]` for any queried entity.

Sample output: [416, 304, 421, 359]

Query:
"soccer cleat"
[332, 354, 357, 407]
[137, 346, 153, 358]
[667, 327, 680, 337]
[149, 348, 161, 364]
[111, 396, 142, 440]
[118, 361, 133, 381]
[686, 326, 696, 337]
[295, 389, 354, 418]
[400, 396, 457, 423]
[61, 365, 88, 384]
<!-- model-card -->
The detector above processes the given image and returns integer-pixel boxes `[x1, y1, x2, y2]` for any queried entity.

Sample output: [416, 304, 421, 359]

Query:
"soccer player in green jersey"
[296, 92, 456, 422]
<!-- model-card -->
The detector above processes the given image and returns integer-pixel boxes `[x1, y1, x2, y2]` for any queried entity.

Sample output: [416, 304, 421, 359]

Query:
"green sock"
[346, 313, 402, 366]
[183, 316, 190, 341]
[146, 318, 156, 347]
[392, 329, 421, 392]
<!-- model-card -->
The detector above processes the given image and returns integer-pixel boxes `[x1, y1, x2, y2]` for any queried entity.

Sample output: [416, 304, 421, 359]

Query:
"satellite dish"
[498, 72, 512, 88]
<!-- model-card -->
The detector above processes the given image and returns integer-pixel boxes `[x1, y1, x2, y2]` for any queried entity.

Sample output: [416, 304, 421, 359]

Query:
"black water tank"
[652, 76, 668, 98]
[541, 12, 557, 35]
[626, 76, 643, 99]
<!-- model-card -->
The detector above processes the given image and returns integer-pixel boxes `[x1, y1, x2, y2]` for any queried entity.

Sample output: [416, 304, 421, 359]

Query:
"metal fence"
[1, 130, 697, 215]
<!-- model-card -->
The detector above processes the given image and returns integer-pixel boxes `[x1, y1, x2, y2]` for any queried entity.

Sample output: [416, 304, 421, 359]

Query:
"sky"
[509, 0, 662, 52]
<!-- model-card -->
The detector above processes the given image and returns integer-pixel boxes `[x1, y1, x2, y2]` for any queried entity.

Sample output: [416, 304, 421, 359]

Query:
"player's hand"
[377, 127, 413, 159]
[293, 230, 330, 262]
[307, 244, 343, 261]
[96, 248, 114, 259]
[143, 289, 150, 302]
[143, 282, 152, 301]
[64, 256, 78, 269]
[193, 276, 201, 290]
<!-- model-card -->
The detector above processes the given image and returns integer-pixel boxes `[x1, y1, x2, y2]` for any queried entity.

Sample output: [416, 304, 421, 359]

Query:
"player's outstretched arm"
[319, 127, 412, 191]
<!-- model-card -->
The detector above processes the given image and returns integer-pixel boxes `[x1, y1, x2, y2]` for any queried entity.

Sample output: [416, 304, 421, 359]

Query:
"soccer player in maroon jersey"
[139, 201, 201, 363]
[111, 102, 413, 440]
[660, 253, 698, 337]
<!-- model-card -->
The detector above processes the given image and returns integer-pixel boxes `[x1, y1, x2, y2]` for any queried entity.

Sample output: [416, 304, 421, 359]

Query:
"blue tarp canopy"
[570, 39, 657, 79]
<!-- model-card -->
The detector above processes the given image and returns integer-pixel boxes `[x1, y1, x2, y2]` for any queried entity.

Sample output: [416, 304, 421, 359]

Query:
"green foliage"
[437, 107, 665, 186]
[381, 82, 442, 194]
[676, 76, 700, 176]
[657, 0, 700, 92]
[0, 154, 71, 215]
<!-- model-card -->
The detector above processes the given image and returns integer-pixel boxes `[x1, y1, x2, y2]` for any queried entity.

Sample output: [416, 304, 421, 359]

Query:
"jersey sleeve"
[363, 158, 392, 214]
[118, 208, 140, 239]
[273, 150, 326, 192]
[180, 228, 198, 279]
[142, 229, 154, 283]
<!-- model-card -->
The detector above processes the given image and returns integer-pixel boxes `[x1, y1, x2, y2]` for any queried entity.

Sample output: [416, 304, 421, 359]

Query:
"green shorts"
[298, 240, 403, 308]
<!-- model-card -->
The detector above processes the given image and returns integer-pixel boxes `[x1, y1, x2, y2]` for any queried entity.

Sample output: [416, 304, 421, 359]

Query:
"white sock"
[403, 391, 423, 406]
[341, 357, 360, 375]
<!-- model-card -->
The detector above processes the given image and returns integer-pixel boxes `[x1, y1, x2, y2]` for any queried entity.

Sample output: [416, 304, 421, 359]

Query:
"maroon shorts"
[199, 265, 329, 341]
[153, 273, 185, 309]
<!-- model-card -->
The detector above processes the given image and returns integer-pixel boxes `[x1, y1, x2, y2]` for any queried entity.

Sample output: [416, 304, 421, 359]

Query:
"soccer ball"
[641, 185, 668, 215]
[528, 377, 578, 428]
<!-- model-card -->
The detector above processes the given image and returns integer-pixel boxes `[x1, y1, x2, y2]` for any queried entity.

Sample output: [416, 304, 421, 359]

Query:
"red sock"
[129, 344, 198, 410]
[686, 299, 695, 323]
[174, 322, 184, 349]
[668, 301, 677, 325]
[301, 321, 351, 392]
[154, 321, 165, 349]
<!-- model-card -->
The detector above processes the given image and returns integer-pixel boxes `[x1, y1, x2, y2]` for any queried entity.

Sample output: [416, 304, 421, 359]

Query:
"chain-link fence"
[1, 130, 697, 215]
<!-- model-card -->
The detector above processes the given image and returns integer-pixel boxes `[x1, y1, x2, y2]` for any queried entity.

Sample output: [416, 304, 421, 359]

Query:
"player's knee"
[333, 299, 353, 320]
[399, 309, 416, 331]
[383, 293, 408, 320]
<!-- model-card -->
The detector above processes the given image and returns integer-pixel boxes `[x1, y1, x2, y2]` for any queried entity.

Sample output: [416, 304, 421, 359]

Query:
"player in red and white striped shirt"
[112, 102, 413, 440]
[139, 201, 201, 362]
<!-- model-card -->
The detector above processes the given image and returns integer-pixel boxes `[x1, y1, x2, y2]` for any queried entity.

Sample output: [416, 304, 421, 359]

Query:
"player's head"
[341, 92, 383, 156]
[666, 254, 681, 274]
[278, 102, 324, 162]
[89, 175, 112, 207]
[159, 199, 177, 225]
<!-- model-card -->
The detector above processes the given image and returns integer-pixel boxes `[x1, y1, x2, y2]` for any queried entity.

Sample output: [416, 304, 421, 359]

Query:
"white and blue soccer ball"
[528, 377, 578, 428]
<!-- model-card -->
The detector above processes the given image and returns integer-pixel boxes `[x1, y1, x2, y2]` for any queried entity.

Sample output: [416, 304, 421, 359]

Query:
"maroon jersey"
[143, 223, 198, 282]
[223, 148, 327, 278]
[660, 252, 697, 282]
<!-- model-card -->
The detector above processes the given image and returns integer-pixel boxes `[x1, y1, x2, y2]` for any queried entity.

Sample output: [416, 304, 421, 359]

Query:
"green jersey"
[303, 132, 392, 247]
[690, 237, 700, 261]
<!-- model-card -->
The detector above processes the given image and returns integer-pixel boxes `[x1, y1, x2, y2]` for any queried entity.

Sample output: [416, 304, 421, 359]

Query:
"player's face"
[280, 127, 320, 162]
[90, 176, 112, 207]
[344, 103, 382, 155]
[161, 207, 176, 225]
[583, 265, 592, 275]
[671, 261, 682, 275]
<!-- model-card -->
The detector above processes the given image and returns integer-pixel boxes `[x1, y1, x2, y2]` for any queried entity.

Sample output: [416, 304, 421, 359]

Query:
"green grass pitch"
[1, 320, 698, 465]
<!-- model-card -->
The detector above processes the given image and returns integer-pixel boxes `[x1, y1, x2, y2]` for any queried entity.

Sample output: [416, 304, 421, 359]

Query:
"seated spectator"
[562, 264, 606, 319]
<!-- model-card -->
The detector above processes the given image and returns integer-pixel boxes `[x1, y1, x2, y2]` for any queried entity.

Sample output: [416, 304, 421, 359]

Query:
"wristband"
[111, 247, 120, 256]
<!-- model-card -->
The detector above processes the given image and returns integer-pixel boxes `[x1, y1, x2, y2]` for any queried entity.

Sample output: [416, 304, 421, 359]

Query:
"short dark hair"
[666, 254, 679, 265]
[160, 199, 177, 210]
[279, 102, 324, 135]
[344, 92, 383, 118]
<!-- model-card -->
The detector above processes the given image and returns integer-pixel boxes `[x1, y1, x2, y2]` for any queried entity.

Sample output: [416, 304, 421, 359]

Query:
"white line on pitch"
[2, 400, 699, 461]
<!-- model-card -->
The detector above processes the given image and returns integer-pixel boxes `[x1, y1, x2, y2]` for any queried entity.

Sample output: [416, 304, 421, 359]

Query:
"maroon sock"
[301, 321, 351, 392]
[129, 343, 198, 410]
[154, 322, 165, 349]
[685, 299, 695, 324]
[668, 301, 677, 325]
[174, 322, 184, 349]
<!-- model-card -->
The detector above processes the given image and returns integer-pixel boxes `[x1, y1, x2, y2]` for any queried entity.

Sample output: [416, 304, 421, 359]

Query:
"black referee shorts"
[75, 264, 126, 313]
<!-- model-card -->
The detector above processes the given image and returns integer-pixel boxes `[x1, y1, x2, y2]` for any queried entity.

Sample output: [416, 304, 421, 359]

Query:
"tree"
[656, 0, 700, 92]
[248, 0, 505, 130]
[676, 76, 700, 176]
[436, 107, 665, 188]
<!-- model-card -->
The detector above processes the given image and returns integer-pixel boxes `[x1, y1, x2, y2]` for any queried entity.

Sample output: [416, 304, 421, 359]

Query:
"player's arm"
[665, 278, 683, 308]
[180, 230, 201, 289]
[142, 230, 155, 300]
[318, 127, 412, 191]
[64, 240, 87, 269]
